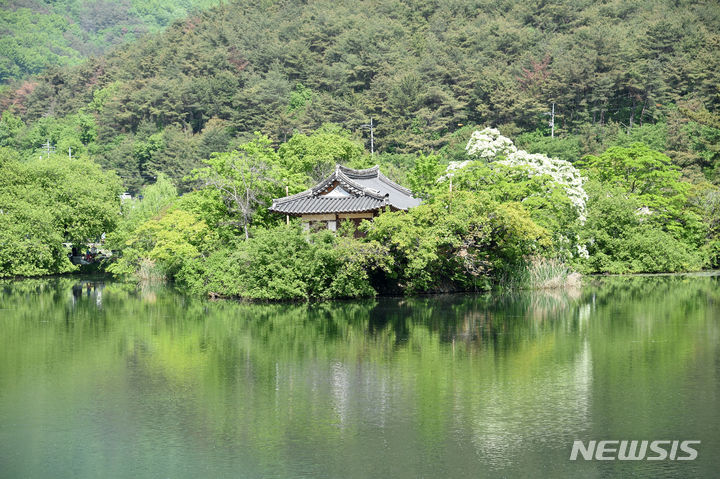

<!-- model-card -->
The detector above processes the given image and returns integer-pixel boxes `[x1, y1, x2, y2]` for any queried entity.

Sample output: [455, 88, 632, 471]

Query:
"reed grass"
[498, 256, 581, 290]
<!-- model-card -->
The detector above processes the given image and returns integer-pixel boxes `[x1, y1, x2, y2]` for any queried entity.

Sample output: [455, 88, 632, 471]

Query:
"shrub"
[178, 224, 391, 300]
[365, 191, 550, 293]
[107, 208, 212, 279]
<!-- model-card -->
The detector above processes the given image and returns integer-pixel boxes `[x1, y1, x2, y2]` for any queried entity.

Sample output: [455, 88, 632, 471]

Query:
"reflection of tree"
[0, 274, 718, 476]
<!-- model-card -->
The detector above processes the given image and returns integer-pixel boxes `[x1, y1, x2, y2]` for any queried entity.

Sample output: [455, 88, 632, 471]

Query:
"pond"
[0, 274, 718, 478]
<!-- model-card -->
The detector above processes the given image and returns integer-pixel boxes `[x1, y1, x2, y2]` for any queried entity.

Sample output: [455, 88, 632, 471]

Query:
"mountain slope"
[1, 0, 719, 191]
[0, 0, 221, 83]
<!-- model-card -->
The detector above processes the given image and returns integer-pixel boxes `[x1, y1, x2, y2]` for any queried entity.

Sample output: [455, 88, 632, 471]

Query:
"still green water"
[0, 274, 718, 478]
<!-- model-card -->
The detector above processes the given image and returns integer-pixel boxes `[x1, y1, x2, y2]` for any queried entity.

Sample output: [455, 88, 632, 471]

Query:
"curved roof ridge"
[307, 167, 387, 200]
[333, 169, 369, 194]
[339, 164, 414, 195]
[337, 164, 380, 178]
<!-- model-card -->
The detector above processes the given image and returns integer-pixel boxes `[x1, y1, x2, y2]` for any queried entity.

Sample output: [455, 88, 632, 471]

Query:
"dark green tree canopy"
[2, 0, 718, 194]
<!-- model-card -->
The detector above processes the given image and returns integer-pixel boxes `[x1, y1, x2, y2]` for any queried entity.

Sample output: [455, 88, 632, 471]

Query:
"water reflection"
[0, 274, 718, 478]
[71, 280, 105, 308]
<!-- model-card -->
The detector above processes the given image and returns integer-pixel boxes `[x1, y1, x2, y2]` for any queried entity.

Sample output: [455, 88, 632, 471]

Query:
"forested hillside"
[1, 0, 718, 193]
[0, 0, 220, 83]
[2, 0, 720, 287]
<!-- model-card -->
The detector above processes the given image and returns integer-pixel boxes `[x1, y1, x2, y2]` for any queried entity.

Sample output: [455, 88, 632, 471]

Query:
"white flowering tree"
[461, 127, 587, 220]
[448, 127, 589, 259]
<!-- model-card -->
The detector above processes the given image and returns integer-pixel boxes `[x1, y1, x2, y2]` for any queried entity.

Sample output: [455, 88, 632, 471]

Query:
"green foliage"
[1, 0, 718, 194]
[3, 0, 720, 287]
[87, 82, 121, 114]
[288, 83, 313, 113]
[0, 8, 83, 82]
[670, 103, 720, 182]
[107, 207, 212, 278]
[106, 173, 178, 250]
[582, 143, 683, 197]
[179, 224, 390, 300]
[610, 123, 668, 152]
[365, 191, 549, 293]
[436, 126, 479, 164]
[26, 156, 121, 245]
[448, 162, 579, 234]
[0, 148, 122, 277]
[193, 133, 283, 238]
[278, 125, 365, 184]
[688, 181, 720, 268]
[0, 173, 70, 277]
[174, 188, 235, 241]
[12, 113, 97, 158]
[406, 154, 442, 199]
[580, 181, 704, 273]
[0, 110, 24, 147]
[190, 127, 368, 239]
[578, 143, 712, 273]
[101, 130, 718, 298]
[580, 143, 706, 244]
[515, 129, 581, 164]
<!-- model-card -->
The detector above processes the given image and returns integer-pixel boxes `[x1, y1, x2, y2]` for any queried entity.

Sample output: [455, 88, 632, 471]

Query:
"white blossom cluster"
[463, 127, 588, 220]
[445, 160, 471, 173]
[558, 234, 590, 260]
[465, 127, 517, 159]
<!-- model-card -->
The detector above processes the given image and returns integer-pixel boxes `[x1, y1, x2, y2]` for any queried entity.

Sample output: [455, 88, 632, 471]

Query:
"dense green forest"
[0, 0, 719, 297]
[0, 0, 221, 83]
[2, 0, 719, 191]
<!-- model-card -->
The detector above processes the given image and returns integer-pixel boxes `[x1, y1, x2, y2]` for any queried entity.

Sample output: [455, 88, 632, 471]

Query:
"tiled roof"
[270, 196, 386, 214]
[269, 165, 421, 216]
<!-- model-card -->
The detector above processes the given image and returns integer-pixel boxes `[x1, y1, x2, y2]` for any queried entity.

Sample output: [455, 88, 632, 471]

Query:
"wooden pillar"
[328, 214, 337, 231]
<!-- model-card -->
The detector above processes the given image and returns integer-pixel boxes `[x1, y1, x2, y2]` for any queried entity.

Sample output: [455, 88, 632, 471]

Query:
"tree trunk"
[639, 98, 647, 126]
[244, 187, 250, 240]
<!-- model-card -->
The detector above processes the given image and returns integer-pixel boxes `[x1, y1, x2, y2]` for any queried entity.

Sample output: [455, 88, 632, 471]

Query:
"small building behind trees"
[269, 165, 421, 231]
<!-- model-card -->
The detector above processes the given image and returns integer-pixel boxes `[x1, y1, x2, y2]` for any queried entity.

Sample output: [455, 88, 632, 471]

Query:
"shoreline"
[3, 269, 719, 304]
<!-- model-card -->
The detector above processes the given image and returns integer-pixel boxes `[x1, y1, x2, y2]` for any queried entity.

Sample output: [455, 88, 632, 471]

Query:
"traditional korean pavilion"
[269, 165, 421, 231]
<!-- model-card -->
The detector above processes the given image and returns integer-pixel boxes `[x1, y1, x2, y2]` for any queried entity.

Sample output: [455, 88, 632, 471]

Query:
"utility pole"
[370, 117, 374, 158]
[550, 102, 555, 138]
[361, 118, 375, 158]
[43, 140, 55, 158]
